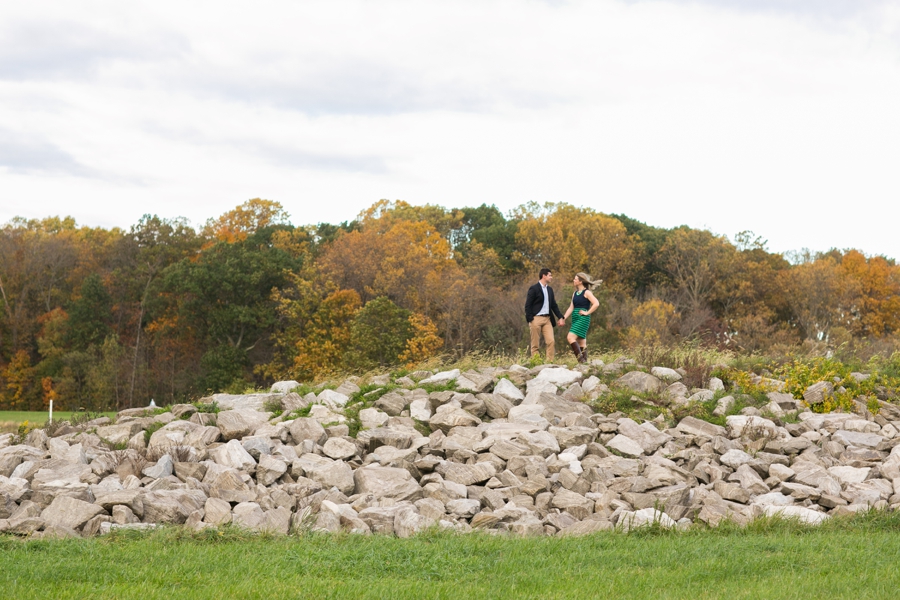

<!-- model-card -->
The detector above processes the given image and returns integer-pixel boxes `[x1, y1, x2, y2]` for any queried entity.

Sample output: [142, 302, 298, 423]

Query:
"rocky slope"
[2, 358, 900, 539]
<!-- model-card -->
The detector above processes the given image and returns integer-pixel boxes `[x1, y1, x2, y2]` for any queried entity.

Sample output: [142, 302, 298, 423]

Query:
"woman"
[563, 272, 600, 363]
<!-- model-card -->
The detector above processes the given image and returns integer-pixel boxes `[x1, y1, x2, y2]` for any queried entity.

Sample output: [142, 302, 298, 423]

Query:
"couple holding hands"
[524, 268, 600, 364]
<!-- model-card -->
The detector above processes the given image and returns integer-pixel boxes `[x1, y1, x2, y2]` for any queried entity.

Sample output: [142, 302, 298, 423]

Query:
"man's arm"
[524, 285, 536, 322]
[549, 288, 564, 321]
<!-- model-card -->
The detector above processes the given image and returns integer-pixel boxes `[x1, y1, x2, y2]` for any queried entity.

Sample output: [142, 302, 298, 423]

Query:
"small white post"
[49, 399, 53, 424]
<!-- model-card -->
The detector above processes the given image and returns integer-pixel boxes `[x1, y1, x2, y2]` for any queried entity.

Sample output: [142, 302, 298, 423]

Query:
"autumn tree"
[202, 199, 291, 244]
[451, 204, 521, 274]
[113, 215, 199, 405]
[292, 289, 361, 379]
[318, 218, 454, 316]
[0, 217, 79, 356]
[838, 250, 900, 338]
[514, 203, 641, 295]
[343, 297, 413, 370]
[779, 256, 847, 342]
[155, 226, 302, 391]
[399, 312, 444, 367]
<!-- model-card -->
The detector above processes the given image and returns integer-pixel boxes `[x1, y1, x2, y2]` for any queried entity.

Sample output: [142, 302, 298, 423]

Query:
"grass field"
[0, 411, 118, 434]
[3, 515, 900, 600]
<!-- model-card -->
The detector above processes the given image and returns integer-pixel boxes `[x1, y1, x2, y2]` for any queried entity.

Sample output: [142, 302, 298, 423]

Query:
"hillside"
[3, 352, 900, 538]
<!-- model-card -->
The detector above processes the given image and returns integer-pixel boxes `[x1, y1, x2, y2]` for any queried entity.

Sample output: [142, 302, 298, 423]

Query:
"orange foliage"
[838, 250, 900, 338]
[293, 289, 361, 379]
[514, 203, 641, 294]
[399, 312, 444, 368]
[319, 219, 455, 316]
[202, 199, 290, 244]
[625, 299, 677, 347]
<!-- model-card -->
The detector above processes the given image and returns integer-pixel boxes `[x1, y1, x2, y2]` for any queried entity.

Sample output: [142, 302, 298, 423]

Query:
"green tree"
[115, 215, 199, 406]
[343, 297, 412, 371]
[155, 227, 302, 392]
[451, 204, 521, 274]
[65, 274, 112, 351]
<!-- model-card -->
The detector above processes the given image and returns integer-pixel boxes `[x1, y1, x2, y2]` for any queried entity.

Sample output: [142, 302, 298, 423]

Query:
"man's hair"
[539, 268, 552, 279]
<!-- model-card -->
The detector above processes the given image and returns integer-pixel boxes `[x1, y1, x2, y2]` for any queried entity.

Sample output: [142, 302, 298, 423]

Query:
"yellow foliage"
[1, 350, 37, 410]
[319, 218, 456, 315]
[625, 299, 676, 347]
[292, 289, 361, 379]
[399, 313, 444, 368]
[838, 250, 900, 338]
[513, 203, 640, 294]
[202, 199, 290, 244]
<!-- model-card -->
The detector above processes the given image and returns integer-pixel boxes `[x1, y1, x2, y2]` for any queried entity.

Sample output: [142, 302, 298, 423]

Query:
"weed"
[110, 449, 148, 477]
[290, 506, 316, 535]
[68, 411, 105, 427]
[351, 383, 397, 403]
[101, 438, 129, 451]
[192, 401, 220, 414]
[143, 421, 164, 444]
[286, 405, 314, 420]
[412, 419, 432, 437]
[262, 398, 284, 414]
[341, 402, 366, 437]
[418, 381, 459, 394]
[40, 418, 62, 437]
[146, 444, 194, 463]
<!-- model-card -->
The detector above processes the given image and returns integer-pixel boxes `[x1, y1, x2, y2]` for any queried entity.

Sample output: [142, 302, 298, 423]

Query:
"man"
[524, 268, 565, 361]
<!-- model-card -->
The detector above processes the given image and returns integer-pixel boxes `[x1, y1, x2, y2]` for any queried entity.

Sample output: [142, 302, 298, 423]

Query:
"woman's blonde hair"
[575, 272, 600, 289]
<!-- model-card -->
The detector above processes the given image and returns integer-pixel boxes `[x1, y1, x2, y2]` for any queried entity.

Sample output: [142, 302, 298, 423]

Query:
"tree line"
[1, 199, 898, 411]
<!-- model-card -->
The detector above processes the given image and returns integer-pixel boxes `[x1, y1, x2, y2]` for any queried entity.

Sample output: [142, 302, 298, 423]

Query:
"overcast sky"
[1, 0, 898, 259]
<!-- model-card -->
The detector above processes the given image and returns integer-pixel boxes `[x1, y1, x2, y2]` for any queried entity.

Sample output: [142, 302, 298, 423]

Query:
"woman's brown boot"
[570, 342, 586, 363]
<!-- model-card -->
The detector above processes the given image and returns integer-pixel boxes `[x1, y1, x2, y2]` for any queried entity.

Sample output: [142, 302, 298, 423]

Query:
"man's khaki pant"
[529, 315, 555, 361]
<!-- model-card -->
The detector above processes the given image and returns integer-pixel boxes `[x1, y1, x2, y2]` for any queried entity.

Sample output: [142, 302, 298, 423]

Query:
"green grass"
[0, 411, 118, 433]
[3, 518, 900, 599]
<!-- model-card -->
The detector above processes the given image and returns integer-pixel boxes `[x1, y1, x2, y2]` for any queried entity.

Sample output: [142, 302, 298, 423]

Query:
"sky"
[1, 0, 899, 259]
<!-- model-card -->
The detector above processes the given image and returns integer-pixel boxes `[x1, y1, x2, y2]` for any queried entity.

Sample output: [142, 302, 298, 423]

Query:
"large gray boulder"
[41, 495, 106, 530]
[614, 371, 663, 394]
[606, 434, 644, 458]
[494, 379, 524, 403]
[429, 405, 482, 433]
[271, 380, 300, 394]
[256, 454, 288, 486]
[650, 367, 682, 382]
[616, 418, 671, 454]
[676, 416, 727, 438]
[456, 372, 494, 393]
[354, 466, 423, 501]
[803, 381, 834, 405]
[534, 367, 583, 387]
[303, 459, 355, 495]
[209, 439, 257, 471]
[289, 417, 328, 446]
[532, 392, 592, 421]
[96, 422, 144, 446]
[209, 393, 283, 411]
[141, 490, 206, 524]
[374, 392, 408, 416]
[436, 462, 497, 486]
[216, 410, 270, 441]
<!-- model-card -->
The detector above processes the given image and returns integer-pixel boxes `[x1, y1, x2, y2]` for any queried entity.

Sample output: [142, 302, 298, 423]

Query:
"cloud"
[138, 121, 389, 174]
[186, 63, 516, 117]
[627, 0, 886, 20]
[0, 0, 898, 259]
[244, 141, 389, 173]
[0, 127, 94, 176]
[0, 19, 188, 81]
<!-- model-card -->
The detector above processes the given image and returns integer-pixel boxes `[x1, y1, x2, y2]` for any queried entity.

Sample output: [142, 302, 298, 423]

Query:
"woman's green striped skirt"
[569, 311, 590, 339]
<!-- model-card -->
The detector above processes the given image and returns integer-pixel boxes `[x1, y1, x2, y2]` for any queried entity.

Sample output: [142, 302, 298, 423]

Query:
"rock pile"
[2, 361, 900, 539]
